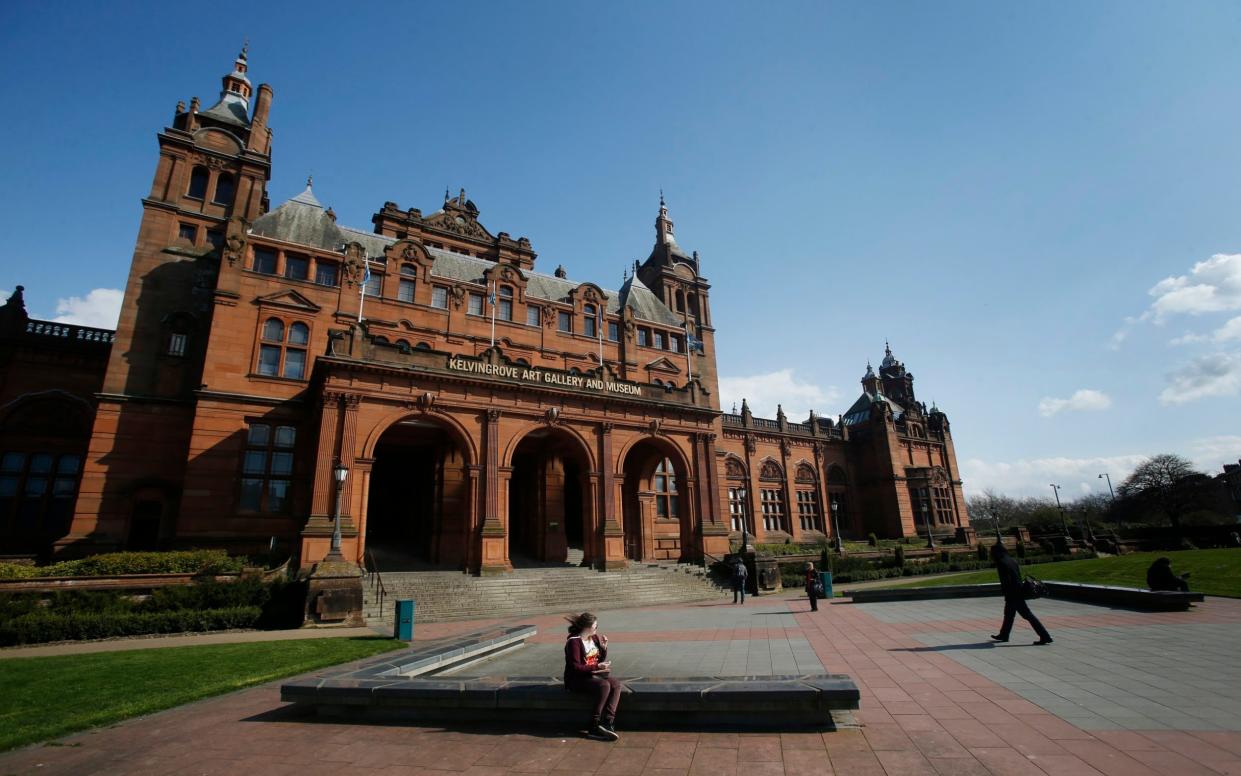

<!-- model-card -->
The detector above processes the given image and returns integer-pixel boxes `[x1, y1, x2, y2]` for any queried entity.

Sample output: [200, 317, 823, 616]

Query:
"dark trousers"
[998, 596, 1051, 641]
[807, 586, 819, 612]
[568, 675, 622, 726]
[732, 581, 746, 604]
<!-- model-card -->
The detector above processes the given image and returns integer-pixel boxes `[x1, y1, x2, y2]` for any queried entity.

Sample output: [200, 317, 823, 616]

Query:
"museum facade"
[0, 50, 970, 568]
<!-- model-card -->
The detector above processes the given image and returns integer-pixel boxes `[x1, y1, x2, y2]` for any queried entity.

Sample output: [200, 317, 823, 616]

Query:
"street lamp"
[330, 459, 349, 557]
[921, 496, 936, 550]
[1050, 483, 1069, 537]
[830, 498, 845, 556]
[1098, 473, 1116, 502]
[1081, 508, 1096, 544]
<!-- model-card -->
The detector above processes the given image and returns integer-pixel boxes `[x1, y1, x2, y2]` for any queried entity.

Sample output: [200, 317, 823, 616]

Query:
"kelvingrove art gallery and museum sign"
[446, 356, 644, 396]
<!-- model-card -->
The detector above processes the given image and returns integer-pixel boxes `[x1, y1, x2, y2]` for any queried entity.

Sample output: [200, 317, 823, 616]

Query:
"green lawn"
[0, 637, 402, 752]
[875, 548, 1241, 598]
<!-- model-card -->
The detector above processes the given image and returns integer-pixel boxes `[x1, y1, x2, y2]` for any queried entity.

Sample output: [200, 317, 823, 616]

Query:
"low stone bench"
[845, 581, 1204, 611]
[281, 626, 860, 730]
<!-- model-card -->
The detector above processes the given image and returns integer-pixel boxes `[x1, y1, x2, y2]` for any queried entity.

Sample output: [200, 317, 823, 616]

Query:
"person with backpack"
[990, 542, 1053, 645]
[731, 558, 749, 604]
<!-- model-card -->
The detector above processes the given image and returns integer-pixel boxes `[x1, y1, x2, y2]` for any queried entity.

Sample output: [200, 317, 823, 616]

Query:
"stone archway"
[365, 416, 471, 570]
[505, 426, 596, 567]
[619, 437, 695, 563]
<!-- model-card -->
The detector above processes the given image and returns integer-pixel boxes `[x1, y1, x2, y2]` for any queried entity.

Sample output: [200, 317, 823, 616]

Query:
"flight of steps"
[363, 557, 730, 624]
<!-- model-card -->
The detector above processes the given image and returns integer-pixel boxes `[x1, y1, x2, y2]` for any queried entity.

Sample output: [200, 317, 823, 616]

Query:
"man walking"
[991, 542, 1052, 645]
[731, 558, 748, 604]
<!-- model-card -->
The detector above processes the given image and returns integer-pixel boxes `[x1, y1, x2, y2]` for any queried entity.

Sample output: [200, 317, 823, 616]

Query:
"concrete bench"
[844, 581, 1204, 611]
[281, 626, 860, 730]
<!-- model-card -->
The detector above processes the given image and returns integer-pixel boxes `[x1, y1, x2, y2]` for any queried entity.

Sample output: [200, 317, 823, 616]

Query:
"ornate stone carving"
[416, 391, 436, 412]
[759, 459, 783, 481]
[648, 418, 663, 436]
[486, 409, 501, 422]
[600, 421, 614, 433]
[344, 393, 362, 408]
[724, 457, 746, 479]
[744, 436, 757, 454]
[795, 463, 817, 484]
[545, 407, 561, 425]
[542, 306, 557, 328]
[223, 234, 246, 267]
[449, 286, 465, 309]
[342, 243, 366, 286]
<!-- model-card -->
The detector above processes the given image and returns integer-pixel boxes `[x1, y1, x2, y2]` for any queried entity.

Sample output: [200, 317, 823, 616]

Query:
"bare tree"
[1118, 454, 1201, 530]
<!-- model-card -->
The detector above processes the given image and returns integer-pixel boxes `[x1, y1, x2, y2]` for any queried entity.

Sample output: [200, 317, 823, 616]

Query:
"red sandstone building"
[0, 50, 970, 567]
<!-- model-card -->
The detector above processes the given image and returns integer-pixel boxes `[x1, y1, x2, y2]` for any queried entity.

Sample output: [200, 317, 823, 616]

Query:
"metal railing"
[363, 549, 387, 613]
[25, 319, 116, 344]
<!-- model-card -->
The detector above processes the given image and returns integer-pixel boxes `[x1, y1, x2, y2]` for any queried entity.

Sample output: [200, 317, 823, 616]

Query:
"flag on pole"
[358, 262, 372, 322]
[488, 280, 497, 347]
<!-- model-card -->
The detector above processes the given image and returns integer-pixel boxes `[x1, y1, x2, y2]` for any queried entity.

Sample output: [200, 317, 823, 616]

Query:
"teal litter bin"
[394, 599, 414, 641]
[819, 572, 833, 600]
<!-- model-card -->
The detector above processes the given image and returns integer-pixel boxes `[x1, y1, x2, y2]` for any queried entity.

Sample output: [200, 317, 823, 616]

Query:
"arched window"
[498, 286, 513, 321]
[654, 458, 678, 519]
[675, 290, 685, 313]
[415, 342, 432, 351]
[398, 264, 417, 303]
[583, 303, 597, 338]
[257, 318, 308, 380]
[212, 173, 236, 205]
[187, 166, 209, 199]
[396, 339, 411, 354]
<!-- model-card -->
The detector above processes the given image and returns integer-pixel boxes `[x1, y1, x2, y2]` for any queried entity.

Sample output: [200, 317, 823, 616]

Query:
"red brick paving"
[3, 597, 1241, 774]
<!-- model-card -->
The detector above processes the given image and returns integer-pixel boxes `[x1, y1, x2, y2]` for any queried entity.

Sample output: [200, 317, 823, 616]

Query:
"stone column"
[479, 409, 510, 574]
[696, 431, 729, 559]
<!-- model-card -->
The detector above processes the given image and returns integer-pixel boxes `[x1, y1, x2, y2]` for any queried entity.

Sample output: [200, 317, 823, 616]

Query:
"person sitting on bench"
[1146, 557, 1190, 592]
[564, 612, 621, 741]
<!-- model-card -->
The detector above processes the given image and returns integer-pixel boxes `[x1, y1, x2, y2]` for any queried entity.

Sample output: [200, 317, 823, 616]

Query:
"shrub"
[1015, 537, 1026, 559]
[0, 607, 262, 646]
[867, 533, 878, 547]
[894, 545, 906, 567]
[976, 542, 988, 561]
[939, 549, 951, 564]
[0, 550, 244, 580]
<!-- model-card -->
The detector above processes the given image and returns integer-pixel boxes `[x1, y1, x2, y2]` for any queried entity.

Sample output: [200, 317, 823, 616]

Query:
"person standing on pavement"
[731, 558, 748, 604]
[990, 542, 1053, 645]
[564, 612, 622, 741]
[805, 562, 820, 612]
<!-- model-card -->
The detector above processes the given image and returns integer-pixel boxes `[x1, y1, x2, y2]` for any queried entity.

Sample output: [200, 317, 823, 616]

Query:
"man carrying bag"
[990, 542, 1053, 645]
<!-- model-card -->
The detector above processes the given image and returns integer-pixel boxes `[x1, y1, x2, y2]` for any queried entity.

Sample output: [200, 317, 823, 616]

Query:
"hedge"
[0, 607, 262, 646]
[780, 552, 1095, 585]
[0, 550, 245, 579]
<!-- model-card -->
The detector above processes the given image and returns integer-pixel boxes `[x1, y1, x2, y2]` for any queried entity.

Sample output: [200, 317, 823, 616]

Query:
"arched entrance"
[507, 427, 592, 567]
[366, 417, 470, 569]
[621, 438, 694, 562]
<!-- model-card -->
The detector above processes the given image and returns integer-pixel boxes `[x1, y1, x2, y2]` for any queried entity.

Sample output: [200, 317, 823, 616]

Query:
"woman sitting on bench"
[564, 612, 622, 741]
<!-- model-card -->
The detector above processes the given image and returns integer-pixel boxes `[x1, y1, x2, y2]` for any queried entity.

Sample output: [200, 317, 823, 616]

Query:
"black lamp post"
[1050, 483, 1069, 538]
[1081, 508, 1096, 544]
[330, 459, 349, 558]
[922, 497, 935, 550]
[831, 498, 844, 555]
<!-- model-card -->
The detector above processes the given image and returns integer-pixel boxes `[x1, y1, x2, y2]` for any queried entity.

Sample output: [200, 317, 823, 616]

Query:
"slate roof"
[249, 188, 684, 327]
[199, 93, 250, 127]
[842, 391, 905, 426]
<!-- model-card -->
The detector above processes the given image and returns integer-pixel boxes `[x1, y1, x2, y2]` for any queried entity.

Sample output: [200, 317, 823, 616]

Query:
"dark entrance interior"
[367, 419, 467, 570]
[508, 430, 588, 566]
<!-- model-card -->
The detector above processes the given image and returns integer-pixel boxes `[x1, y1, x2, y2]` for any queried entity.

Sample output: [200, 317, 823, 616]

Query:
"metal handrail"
[363, 549, 387, 613]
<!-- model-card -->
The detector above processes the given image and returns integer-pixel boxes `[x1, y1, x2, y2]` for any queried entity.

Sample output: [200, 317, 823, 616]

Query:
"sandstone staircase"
[363, 554, 730, 624]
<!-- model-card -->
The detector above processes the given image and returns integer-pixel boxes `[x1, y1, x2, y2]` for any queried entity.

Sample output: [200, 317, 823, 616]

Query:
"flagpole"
[685, 321, 693, 382]
[358, 265, 367, 323]
[598, 311, 604, 367]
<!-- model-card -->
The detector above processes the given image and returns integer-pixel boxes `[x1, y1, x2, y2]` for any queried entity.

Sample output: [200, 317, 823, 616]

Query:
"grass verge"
[871, 548, 1241, 598]
[0, 636, 402, 752]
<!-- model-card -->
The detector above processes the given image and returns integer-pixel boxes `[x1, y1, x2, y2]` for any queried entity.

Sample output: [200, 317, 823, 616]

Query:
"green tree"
[1117, 454, 1202, 531]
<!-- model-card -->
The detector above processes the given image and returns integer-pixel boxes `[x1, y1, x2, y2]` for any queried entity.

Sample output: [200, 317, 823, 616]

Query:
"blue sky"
[2, 1, 1239, 498]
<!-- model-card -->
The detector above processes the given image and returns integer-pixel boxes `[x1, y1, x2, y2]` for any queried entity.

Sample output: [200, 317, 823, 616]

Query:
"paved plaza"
[3, 592, 1241, 774]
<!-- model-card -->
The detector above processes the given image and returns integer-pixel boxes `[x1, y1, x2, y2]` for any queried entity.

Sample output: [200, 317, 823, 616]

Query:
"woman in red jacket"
[564, 612, 621, 741]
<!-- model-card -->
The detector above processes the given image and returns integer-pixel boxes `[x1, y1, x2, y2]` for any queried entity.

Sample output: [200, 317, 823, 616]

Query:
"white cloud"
[1186, 435, 1241, 471]
[1169, 331, 1208, 346]
[1037, 389, 1112, 418]
[1158, 352, 1241, 405]
[50, 288, 123, 329]
[1212, 316, 1241, 343]
[962, 453, 1149, 499]
[1147, 253, 1241, 322]
[719, 369, 840, 421]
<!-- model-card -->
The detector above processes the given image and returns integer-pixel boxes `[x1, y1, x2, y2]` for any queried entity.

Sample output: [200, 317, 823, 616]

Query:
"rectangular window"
[797, 490, 820, 532]
[728, 487, 748, 533]
[239, 423, 296, 513]
[654, 331, 665, 350]
[315, 262, 339, 287]
[608, 321, 619, 342]
[669, 335, 681, 353]
[283, 349, 306, 380]
[431, 286, 449, 309]
[398, 278, 416, 303]
[558, 311, 572, 333]
[468, 293, 484, 316]
[252, 247, 277, 274]
[258, 345, 281, 376]
[178, 223, 197, 243]
[363, 272, 382, 297]
[206, 230, 225, 250]
[284, 253, 309, 281]
[498, 298, 513, 321]
[527, 306, 541, 326]
[167, 333, 187, 357]
[637, 328, 650, 347]
[760, 489, 785, 533]
[584, 316, 597, 338]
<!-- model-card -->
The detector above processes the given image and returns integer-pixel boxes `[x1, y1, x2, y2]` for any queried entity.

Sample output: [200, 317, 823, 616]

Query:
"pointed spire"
[655, 192, 675, 245]
[307, 175, 313, 189]
[444, 186, 450, 204]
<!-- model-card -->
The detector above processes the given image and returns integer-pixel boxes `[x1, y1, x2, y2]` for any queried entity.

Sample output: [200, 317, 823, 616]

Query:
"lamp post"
[330, 459, 349, 558]
[831, 498, 844, 556]
[1081, 508, 1096, 544]
[1050, 483, 1069, 537]
[1098, 473, 1116, 503]
[921, 497, 936, 550]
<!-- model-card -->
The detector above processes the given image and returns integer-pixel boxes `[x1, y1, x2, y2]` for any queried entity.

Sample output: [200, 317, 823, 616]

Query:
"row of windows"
[728, 487, 833, 535]
[186, 166, 235, 205]
[178, 222, 225, 249]
[253, 248, 340, 287]
[258, 318, 308, 380]
[239, 423, 296, 513]
[0, 452, 81, 548]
